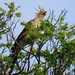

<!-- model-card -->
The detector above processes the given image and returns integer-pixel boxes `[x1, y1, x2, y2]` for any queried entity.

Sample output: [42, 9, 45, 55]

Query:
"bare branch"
[54, 9, 68, 26]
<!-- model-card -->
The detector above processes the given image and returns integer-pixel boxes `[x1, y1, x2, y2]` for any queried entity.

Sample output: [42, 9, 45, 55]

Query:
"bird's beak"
[44, 11, 47, 15]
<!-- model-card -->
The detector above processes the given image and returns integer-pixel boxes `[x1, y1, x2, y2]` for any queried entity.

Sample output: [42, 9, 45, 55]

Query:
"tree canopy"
[0, 2, 75, 75]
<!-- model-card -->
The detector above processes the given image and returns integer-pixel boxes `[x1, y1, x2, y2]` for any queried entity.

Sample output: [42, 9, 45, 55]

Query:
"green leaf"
[60, 16, 64, 21]
[5, 3, 9, 7]
[15, 6, 21, 10]
[0, 12, 5, 18]
[66, 31, 73, 39]
[5, 2, 15, 12]
[6, 43, 13, 47]
[71, 39, 75, 44]
[21, 21, 27, 26]
[0, 7, 6, 13]
[15, 12, 21, 18]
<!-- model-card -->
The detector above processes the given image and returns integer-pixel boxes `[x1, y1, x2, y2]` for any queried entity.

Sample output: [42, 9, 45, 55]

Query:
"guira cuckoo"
[7, 7, 47, 74]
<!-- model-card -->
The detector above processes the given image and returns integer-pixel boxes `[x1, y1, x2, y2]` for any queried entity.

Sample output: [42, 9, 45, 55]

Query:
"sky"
[0, 0, 75, 45]
[0, 0, 75, 23]
[0, 0, 75, 73]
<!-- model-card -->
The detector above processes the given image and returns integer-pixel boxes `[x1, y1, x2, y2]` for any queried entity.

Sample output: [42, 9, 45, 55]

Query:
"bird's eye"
[43, 13, 45, 15]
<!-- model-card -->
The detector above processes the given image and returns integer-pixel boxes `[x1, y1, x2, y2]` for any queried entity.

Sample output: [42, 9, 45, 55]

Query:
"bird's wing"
[11, 19, 34, 53]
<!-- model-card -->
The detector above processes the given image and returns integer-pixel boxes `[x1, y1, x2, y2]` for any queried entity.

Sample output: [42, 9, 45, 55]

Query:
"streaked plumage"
[11, 7, 47, 54]
[7, 7, 47, 74]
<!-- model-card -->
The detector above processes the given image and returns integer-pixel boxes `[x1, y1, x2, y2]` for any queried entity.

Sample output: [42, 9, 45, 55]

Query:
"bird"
[11, 7, 47, 55]
[7, 7, 47, 74]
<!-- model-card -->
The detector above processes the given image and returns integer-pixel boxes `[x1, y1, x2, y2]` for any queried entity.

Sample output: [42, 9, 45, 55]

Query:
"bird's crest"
[35, 6, 47, 16]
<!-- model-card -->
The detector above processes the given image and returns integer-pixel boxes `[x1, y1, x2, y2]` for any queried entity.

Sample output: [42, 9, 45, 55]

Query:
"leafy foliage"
[0, 2, 75, 75]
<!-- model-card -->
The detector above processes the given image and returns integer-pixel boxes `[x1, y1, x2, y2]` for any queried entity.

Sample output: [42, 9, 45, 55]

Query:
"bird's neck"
[35, 16, 45, 21]
[32, 16, 45, 28]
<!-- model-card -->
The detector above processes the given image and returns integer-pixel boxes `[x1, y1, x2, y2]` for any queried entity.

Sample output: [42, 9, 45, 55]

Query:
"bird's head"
[36, 6, 47, 20]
